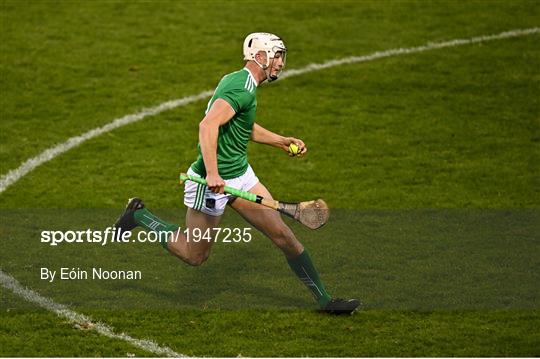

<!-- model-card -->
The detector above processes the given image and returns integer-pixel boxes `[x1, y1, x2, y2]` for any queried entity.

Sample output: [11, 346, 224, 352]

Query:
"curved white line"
[0, 90, 213, 194]
[0, 269, 186, 357]
[0, 27, 538, 195]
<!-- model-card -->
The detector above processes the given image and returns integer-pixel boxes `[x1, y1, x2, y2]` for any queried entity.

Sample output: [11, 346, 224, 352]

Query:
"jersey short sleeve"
[219, 87, 254, 113]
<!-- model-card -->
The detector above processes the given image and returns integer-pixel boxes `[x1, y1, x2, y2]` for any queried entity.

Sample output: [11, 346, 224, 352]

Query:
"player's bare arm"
[199, 98, 235, 193]
[251, 123, 307, 156]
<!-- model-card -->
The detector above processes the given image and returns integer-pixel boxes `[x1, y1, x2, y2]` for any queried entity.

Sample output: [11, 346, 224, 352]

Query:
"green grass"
[96, 309, 540, 357]
[2, 306, 539, 357]
[0, 292, 153, 357]
[1, 0, 539, 357]
[11, 309, 540, 357]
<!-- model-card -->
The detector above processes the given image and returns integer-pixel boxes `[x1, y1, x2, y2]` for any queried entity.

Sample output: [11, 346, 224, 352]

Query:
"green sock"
[133, 208, 179, 249]
[287, 249, 332, 308]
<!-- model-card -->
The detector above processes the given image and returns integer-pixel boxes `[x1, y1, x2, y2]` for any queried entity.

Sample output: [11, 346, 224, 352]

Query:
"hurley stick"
[179, 173, 329, 229]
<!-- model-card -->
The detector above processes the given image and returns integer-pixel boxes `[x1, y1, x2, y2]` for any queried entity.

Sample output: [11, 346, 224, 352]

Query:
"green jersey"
[190, 68, 258, 179]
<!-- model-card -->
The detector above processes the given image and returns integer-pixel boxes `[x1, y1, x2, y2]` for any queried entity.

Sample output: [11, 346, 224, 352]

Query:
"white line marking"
[0, 269, 186, 357]
[0, 90, 212, 194]
[0, 28, 538, 195]
[280, 27, 540, 79]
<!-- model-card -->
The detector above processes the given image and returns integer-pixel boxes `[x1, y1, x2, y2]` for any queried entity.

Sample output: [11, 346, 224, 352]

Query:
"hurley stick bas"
[179, 173, 329, 229]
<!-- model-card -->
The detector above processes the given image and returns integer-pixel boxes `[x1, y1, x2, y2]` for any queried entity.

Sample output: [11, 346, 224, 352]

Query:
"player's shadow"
[115, 239, 312, 310]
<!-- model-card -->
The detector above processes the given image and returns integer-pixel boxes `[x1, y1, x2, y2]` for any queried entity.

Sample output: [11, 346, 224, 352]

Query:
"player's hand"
[206, 173, 225, 194]
[283, 137, 307, 156]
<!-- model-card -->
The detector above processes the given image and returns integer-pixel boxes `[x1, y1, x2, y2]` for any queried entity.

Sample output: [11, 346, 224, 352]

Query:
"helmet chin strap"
[267, 60, 278, 82]
[254, 55, 277, 82]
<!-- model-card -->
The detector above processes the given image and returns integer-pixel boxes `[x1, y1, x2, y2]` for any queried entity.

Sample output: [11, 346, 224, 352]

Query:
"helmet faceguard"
[243, 32, 287, 82]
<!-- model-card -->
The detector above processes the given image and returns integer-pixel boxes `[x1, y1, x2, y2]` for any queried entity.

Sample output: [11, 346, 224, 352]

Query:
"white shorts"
[183, 165, 259, 216]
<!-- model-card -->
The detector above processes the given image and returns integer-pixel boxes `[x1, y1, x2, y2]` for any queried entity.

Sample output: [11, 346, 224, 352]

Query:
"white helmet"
[243, 32, 287, 82]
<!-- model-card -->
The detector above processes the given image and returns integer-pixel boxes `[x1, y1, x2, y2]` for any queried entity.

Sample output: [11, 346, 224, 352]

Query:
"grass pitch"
[1, 0, 539, 356]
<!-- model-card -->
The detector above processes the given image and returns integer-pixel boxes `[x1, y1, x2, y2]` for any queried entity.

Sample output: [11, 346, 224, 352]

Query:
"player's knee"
[271, 225, 295, 243]
[269, 225, 297, 251]
[185, 251, 210, 267]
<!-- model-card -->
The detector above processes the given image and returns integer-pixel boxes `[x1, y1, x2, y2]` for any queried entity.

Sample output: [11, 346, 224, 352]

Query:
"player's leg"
[229, 181, 334, 308]
[230, 182, 360, 314]
[114, 197, 220, 266]
[166, 207, 221, 266]
[114, 166, 228, 266]
[230, 183, 302, 257]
